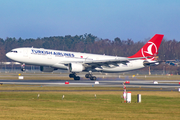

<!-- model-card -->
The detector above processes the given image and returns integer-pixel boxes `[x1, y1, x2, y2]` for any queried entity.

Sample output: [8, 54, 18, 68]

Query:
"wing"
[59, 57, 146, 68]
[83, 57, 146, 68]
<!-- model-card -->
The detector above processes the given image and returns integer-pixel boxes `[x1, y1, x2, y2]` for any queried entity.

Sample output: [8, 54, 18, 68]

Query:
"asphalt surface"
[0, 79, 180, 91]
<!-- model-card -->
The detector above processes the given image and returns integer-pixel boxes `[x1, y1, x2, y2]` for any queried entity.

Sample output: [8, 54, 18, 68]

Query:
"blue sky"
[0, 0, 180, 41]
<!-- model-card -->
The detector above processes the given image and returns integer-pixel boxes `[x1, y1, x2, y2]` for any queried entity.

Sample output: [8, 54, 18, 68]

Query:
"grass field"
[0, 90, 180, 120]
[0, 73, 180, 119]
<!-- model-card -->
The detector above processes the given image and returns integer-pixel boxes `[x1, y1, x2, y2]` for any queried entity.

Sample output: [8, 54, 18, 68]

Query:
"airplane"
[6, 34, 164, 80]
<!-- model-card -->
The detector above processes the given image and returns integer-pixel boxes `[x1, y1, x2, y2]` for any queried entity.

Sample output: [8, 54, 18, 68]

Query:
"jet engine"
[143, 60, 159, 66]
[40, 66, 57, 72]
[69, 63, 85, 72]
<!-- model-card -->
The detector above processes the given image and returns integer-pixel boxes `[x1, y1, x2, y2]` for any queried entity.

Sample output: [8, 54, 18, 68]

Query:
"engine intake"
[69, 63, 85, 72]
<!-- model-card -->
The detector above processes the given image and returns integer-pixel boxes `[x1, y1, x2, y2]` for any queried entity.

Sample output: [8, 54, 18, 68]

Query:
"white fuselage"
[6, 47, 145, 72]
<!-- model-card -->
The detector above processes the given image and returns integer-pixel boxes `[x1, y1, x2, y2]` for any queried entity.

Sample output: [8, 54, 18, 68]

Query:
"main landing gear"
[69, 73, 97, 80]
[69, 73, 80, 80]
[85, 73, 96, 80]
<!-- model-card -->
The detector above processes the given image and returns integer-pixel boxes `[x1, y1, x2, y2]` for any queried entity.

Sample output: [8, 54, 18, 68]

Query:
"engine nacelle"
[40, 66, 57, 72]
[69, 63, 85, 72]
[143, 60, 159, 66]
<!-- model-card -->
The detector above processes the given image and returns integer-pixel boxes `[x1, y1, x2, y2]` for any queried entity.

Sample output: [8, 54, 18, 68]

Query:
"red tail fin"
[129, 34, 164, 60]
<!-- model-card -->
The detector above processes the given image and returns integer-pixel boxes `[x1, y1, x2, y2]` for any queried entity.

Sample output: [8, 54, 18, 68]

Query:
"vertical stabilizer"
[129, 34, 164, 60]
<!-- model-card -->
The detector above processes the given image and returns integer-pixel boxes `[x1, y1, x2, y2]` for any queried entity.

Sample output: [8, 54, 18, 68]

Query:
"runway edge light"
[95, 81, 99, 84]
[65, 81, 69, 84]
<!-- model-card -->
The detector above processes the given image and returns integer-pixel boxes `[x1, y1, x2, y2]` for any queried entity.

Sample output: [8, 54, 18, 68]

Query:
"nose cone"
[6, 52, 10, 58]
[6, 52, 13, 59]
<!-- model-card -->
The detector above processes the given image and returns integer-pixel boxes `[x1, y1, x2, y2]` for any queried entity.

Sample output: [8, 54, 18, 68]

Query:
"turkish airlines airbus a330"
[6, 34, 164, 80]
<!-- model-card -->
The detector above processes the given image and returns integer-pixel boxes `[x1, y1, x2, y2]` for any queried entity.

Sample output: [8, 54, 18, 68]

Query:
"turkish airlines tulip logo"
[141, 42, 157, 60]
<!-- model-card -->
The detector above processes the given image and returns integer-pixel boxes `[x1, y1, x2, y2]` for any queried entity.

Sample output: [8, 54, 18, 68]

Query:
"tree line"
[1, 33, 180, 63]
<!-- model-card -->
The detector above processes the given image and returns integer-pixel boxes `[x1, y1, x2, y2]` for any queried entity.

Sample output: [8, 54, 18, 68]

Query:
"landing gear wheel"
[85, 74, 91, 78]
[69, 74, 75, 78]
[74, 76, 80, 80]
[90, 76, 96, 80]
[21, 63, 25, 72]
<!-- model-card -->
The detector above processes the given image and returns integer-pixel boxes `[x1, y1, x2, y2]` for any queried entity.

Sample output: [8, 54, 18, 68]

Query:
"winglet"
[129, 34, 164, 60]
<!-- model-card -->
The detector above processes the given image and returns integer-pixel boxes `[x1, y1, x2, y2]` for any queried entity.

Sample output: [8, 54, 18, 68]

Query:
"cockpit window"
[11, 51, 18, 53]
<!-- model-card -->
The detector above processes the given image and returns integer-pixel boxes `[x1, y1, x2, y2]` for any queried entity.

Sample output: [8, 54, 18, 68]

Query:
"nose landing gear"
[21, 63, 25, 72]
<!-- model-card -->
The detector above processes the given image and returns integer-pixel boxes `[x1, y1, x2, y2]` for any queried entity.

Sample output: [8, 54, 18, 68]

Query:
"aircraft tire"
[90, 76, 96, 80]
[69, 74, 75, 78]
[85, 74, 91, 78]
[74, 76, 80, 80]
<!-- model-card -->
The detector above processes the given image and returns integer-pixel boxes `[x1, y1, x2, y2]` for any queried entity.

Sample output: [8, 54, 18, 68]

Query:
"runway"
[0, 79, 180, 91]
